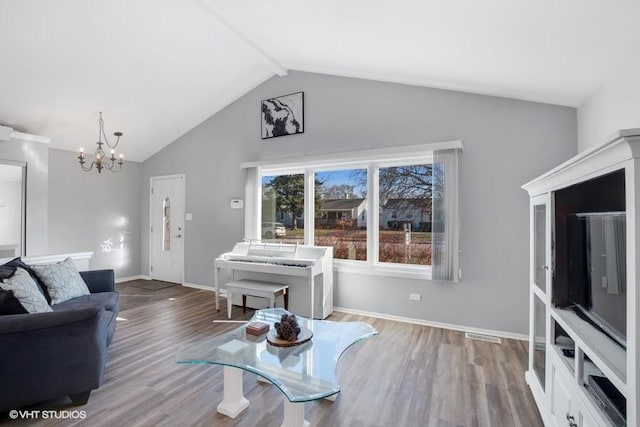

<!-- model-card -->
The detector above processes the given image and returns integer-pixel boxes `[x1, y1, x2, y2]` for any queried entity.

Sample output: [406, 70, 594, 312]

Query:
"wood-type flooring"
[1, 280, 543, 426]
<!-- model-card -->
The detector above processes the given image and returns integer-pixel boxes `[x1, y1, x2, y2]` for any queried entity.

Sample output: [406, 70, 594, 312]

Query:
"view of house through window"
[378, 164, 433, 265]
[315, 169, 367, 260]
[261, 173, 306, 244]
[259, 160, 437, 268]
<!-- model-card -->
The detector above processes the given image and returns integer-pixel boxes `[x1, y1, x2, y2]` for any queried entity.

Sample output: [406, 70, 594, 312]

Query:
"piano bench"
[225, 280, 289, 319]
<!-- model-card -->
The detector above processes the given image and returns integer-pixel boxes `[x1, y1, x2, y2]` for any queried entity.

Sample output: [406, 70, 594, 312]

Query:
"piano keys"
[215, 241, 334, 319]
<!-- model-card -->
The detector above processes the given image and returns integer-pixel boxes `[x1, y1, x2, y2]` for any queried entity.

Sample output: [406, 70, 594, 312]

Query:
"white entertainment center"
[523, 129, 640, 427]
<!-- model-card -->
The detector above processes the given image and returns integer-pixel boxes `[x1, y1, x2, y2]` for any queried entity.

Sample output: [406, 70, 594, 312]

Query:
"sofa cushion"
[0, 257, 51, 303]
[0, 289, 27, 315]
[31, 258, 90, 305]
[52, 291, 120, 313]
[0, 268, 52, 313]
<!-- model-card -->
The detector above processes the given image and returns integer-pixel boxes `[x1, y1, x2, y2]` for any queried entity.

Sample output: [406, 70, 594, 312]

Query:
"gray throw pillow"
[31, 257, 90, 305]
[0, 267, 53, 313]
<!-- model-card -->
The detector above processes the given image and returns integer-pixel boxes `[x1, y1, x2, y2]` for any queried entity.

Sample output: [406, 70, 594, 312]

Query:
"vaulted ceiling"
[1, 0, 639, 161]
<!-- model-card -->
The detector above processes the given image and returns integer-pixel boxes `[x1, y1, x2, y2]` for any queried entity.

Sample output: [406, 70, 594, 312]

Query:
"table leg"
[217, 367, 249, 418]
[226, 290, 233, 319]
[282, 399, 309, 427]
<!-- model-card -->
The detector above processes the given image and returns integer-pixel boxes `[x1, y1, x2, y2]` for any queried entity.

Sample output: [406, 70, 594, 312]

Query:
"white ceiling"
[1, 0, 639, 161]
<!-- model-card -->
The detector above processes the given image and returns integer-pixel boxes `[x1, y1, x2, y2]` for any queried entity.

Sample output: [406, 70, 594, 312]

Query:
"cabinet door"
[529, 194, 551, 393]
[532, 295, 547, 388]
[532, 194, 551, 294]
[550, 364, 572, 427]
[575, 398, 598, 427]
[549, 362, 601, 427]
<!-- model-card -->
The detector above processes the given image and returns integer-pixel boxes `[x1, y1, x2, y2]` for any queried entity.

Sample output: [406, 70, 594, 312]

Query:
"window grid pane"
[262, 174, 305, 244]
[378, 164, 432, 266]
[314, 169, 367, 261]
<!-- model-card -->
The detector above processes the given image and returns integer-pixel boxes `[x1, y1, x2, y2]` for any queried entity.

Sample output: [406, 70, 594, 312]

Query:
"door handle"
[174, 234, 182, 238]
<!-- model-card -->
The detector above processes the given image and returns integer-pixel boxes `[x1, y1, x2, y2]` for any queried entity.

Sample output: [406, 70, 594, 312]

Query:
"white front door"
[150, 175, 185, 283]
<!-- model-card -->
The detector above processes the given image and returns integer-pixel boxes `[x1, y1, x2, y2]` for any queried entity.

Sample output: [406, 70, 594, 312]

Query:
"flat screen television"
[568, 212, 627, 348]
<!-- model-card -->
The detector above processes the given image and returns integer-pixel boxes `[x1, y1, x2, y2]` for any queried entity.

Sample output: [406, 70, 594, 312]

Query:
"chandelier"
[78, 112, 124, 173]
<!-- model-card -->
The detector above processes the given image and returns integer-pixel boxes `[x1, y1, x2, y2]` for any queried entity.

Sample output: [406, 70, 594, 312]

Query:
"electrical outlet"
[409, 293, 421, 301]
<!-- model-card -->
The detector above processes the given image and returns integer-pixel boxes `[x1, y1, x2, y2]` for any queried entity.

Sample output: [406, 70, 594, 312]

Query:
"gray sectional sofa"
[0, 266, 119, 411]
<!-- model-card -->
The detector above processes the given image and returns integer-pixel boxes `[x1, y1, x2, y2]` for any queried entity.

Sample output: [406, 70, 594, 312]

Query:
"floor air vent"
[465, 332, 502, 344]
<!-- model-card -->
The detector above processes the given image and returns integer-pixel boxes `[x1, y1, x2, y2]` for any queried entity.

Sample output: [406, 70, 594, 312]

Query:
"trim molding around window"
[243, 140, 463, 281]
[240, 139, 462, 170]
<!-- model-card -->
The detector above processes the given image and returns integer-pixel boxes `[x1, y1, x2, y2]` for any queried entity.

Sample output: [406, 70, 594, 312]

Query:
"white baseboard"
[115, 275, 149, 283]
[117, 278, 224, 294]
[333, 306, 528, 341]
[182, 282, 224, 294]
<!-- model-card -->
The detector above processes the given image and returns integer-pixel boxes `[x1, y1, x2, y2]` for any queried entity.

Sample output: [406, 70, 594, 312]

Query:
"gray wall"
[48, 148, 142, 278]
[143, 71, 577, 335]
[0, 138, 49, 255]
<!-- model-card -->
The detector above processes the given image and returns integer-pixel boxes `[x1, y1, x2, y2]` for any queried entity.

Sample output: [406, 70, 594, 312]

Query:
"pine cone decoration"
[275, 313, 301, 341]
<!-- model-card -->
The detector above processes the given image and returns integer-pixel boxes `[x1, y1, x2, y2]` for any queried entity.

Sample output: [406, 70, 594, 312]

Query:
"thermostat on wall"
[230, 199, 244, 209]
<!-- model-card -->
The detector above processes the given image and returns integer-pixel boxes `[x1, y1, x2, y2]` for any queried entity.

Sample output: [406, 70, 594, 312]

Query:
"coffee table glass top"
[176, 308, 378, 402]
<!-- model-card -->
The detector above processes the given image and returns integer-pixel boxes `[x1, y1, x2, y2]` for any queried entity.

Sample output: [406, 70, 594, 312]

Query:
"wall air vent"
[464, 332, 502, 344]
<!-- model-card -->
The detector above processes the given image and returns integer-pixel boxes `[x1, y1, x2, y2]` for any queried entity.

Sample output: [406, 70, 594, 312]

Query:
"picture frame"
[261, 91, 304, 139]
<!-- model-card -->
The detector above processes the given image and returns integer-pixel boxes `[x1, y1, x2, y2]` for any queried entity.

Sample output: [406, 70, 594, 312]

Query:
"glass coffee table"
[177, 308, 377, 427]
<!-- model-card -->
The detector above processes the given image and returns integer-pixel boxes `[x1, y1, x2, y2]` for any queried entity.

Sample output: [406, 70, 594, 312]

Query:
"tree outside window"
[262, 173, 322, 244]
[377, 164, 432, 265]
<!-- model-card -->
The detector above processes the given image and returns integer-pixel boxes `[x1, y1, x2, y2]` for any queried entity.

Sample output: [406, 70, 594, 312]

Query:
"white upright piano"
[214, 241, 333, 319]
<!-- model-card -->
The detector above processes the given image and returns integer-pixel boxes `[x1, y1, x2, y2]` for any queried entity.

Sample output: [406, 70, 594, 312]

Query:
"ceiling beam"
[198, 0, 288, 77]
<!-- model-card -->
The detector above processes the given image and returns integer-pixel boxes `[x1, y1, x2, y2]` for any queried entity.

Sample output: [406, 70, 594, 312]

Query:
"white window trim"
[241, 140, 462, 170]
[244, 140, 463, 280]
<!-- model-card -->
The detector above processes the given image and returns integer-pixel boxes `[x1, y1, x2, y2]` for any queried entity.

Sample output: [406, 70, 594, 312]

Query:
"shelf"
[552, 319, 575, 374]
[550, 343, 575, 374]
[551, 307, 627, 395]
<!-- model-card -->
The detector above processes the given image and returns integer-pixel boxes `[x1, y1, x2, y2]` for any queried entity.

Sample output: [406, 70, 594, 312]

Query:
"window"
[247, 142, 461, 280]
[162, 197, 171, 251]
[261, 173, 305, 244]
[315, 169, 367, 261]
[379, 164, 431, 266]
